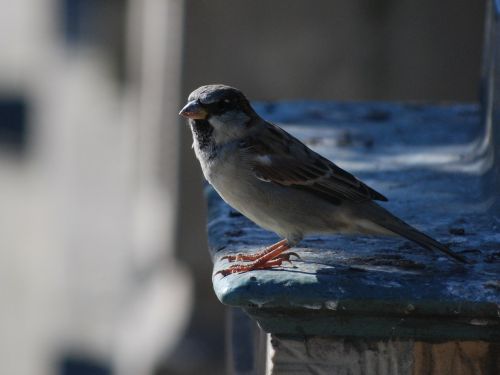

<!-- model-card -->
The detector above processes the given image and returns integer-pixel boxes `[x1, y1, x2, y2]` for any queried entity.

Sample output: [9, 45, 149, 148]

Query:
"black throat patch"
[190, 119, 217, 158]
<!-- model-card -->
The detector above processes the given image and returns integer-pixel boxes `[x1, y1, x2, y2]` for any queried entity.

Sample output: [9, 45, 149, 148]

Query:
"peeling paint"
[207, 102, 499, 339]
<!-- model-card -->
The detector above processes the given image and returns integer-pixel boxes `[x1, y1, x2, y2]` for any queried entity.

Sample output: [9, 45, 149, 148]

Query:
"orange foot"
[215, 241, 300, 277]
[221, 239, 287, 262]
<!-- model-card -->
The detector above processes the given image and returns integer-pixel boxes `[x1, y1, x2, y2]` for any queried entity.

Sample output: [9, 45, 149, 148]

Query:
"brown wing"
[241, 123, 387, 204]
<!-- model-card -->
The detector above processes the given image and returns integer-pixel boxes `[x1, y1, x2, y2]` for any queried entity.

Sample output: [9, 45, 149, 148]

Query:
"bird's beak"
[179, 100, 208, 120]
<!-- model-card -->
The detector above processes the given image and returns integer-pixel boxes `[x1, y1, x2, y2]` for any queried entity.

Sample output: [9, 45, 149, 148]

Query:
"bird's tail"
[365, 203, 467, 264]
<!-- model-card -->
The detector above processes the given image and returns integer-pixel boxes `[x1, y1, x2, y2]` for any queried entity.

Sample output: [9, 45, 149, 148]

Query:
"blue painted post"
[207, 2, 500, 374]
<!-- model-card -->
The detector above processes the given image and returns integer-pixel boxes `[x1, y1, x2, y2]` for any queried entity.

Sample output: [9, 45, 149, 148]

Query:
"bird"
[179, 84, 467, 276]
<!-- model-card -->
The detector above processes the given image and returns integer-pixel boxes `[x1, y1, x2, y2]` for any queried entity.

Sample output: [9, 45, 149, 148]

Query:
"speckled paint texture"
[207, 102, 499, 340]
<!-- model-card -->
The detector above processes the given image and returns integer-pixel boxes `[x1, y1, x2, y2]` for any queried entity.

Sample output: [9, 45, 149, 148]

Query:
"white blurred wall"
[0, 1, 192, 374]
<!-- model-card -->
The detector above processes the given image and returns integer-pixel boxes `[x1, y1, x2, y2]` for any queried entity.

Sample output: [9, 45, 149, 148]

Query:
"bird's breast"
[194, 145, 344, 239]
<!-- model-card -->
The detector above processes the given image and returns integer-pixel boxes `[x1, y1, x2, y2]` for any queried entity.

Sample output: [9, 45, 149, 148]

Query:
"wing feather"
[241, 123, 387, 204]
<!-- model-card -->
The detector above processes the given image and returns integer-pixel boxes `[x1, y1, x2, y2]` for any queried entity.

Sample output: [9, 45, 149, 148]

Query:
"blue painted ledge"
[207, 101, 500, 341]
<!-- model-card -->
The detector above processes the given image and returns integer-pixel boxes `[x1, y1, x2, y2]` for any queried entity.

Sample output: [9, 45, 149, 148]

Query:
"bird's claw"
[220, 254, 238, 262]
[220, 239, 289, 263]
[215, 251, 301, 277]
[221, 253, 258, 262]
[277, 251, 301, 263]
[214, 257, 291, 277]
[221, 248, 274, 263]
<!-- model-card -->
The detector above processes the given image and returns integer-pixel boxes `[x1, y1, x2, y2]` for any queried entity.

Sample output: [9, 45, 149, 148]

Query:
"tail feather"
[367, 204, 468, 264]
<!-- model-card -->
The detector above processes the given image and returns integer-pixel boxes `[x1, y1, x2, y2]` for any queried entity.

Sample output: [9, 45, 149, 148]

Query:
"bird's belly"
[207, 164, 336, 238]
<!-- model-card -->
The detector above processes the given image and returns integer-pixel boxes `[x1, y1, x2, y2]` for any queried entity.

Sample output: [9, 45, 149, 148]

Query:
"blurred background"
[0, 0, 485, 374]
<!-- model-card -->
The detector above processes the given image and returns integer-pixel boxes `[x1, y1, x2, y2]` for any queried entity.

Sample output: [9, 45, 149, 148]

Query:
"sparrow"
[179, 84, 467, 276]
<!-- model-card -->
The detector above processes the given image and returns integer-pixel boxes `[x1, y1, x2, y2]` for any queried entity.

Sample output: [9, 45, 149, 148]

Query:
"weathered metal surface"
[268, 335, 414, 375]
[268, 335, 500, 375]
[207, 101, 499, 340]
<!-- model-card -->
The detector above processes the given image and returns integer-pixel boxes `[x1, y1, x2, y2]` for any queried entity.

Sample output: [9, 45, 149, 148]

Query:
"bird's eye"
[216, 98, 233, 111]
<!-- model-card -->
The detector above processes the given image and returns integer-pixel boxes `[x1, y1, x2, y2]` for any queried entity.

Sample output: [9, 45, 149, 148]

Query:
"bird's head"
[179, 84, 258, 144]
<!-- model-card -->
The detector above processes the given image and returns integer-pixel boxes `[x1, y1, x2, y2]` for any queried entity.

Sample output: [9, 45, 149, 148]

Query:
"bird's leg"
[221, 239, 288, 262]
[215, 241, 292, 276]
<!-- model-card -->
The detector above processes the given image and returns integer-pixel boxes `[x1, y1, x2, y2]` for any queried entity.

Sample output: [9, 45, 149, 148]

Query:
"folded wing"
[242, 123, 387, 205]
